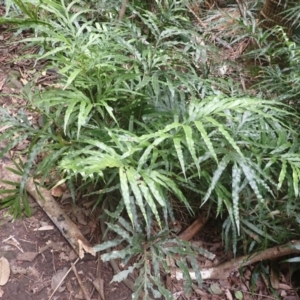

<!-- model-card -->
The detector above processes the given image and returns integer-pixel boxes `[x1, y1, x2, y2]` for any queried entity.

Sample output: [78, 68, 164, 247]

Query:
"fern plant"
[254, 26, 300, 104]
[94, 202, 215, 299]
[1, 0, 300, 298]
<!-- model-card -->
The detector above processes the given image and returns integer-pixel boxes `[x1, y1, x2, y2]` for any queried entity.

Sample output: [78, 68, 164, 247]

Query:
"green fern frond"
[239, 161, 264, 203]
[173, 137, 186, 178]
[241, 219, 278, 243]
[194, 120, 218, 163]
[119, 167, 133, 225]
[126, 167, 147, 225]
[232, 163, 241, 234]
[138, 180, 162, 228]
[183, 125, 200, 176]
[291, 164, 300, 197]
[202, 155, 231, 205]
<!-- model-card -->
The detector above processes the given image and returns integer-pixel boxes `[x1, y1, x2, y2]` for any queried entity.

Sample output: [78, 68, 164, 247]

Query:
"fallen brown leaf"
[16, 252, 39, 262]
[10, 265, 27, 275]
[27, 266, 40, 278]
[0, 257, 10, 286]
[51, 267, 68, 293]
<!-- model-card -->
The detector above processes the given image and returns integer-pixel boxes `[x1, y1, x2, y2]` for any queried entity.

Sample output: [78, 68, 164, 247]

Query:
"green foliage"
[1, 0, 300, 297]
[0, 176, 31, 218]
[254, 26, 300, 103]
[94, 205, 211, 299]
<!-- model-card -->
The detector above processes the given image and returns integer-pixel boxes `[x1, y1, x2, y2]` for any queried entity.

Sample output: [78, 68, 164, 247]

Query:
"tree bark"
[172, 240, 300, 280]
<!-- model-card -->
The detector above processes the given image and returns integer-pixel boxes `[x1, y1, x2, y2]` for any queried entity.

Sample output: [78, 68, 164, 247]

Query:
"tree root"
[118, 0, 129, 21]
[178, 213, 209, 241]
[26, 178, 95, 258]
[172, 240, 300, 280]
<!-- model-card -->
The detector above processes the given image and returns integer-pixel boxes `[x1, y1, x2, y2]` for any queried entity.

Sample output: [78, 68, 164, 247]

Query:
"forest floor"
[0, 5, 299, 300]
[0, 13, 132, 300]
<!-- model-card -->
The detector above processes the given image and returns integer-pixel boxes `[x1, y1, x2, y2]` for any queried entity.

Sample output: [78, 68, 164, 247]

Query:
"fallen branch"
[172, 240, 300, 280]
[118, 0, 129, 21]
[26, 178, 95, 259]
[178, 214, 208, 241]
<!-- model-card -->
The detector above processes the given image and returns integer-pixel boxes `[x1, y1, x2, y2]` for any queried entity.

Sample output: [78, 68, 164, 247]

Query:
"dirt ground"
[0, 204, 132, 300]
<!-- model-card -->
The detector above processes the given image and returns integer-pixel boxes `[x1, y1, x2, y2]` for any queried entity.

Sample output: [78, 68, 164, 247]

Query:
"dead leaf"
[14, 140, 29, 151]
[10, 265, 27, 275]
[219, 279, 230, 288]
[17, 252, 39, 262]
[0, 257, 10, 286]
[61, 191, 72, 202]
[93, 277, 105, 300]
[73, 207, 87, 225]
[20, 78, 28, 85]
[224, 289, 233, 300]
[51, 267, 68, 292]
[66, 280, 75, 295]
[270, 267, 279, 289]
[3, 236, 23, 253]
[78, 239, 95, 259]
[209, 283, 223, 295]
[46, 240, 64, 251]
[68, 250, 77, 261]
[51, 186, 64, 198]
[0, 287, 4, 297]
[279, 283, 293, 290]
[211, 295, 224, 300]
[59, 252, 69, 261]
[193, 288, 209, 296]
[281, 290, 287, 297]
[173, 291, 184, 298]
[27, 266, 40, 278]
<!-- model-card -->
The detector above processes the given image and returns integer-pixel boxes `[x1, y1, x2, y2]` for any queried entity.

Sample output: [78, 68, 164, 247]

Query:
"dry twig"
[26, 178, 95, 258]
[178, 214, 208, 241]
[48, 258, 79, 300]
[71, 262, 91, 300]
[118, 0, 129, 21]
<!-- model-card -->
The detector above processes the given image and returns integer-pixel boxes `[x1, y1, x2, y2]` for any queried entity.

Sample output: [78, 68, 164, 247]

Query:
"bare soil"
[0, 201, 132, 300]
